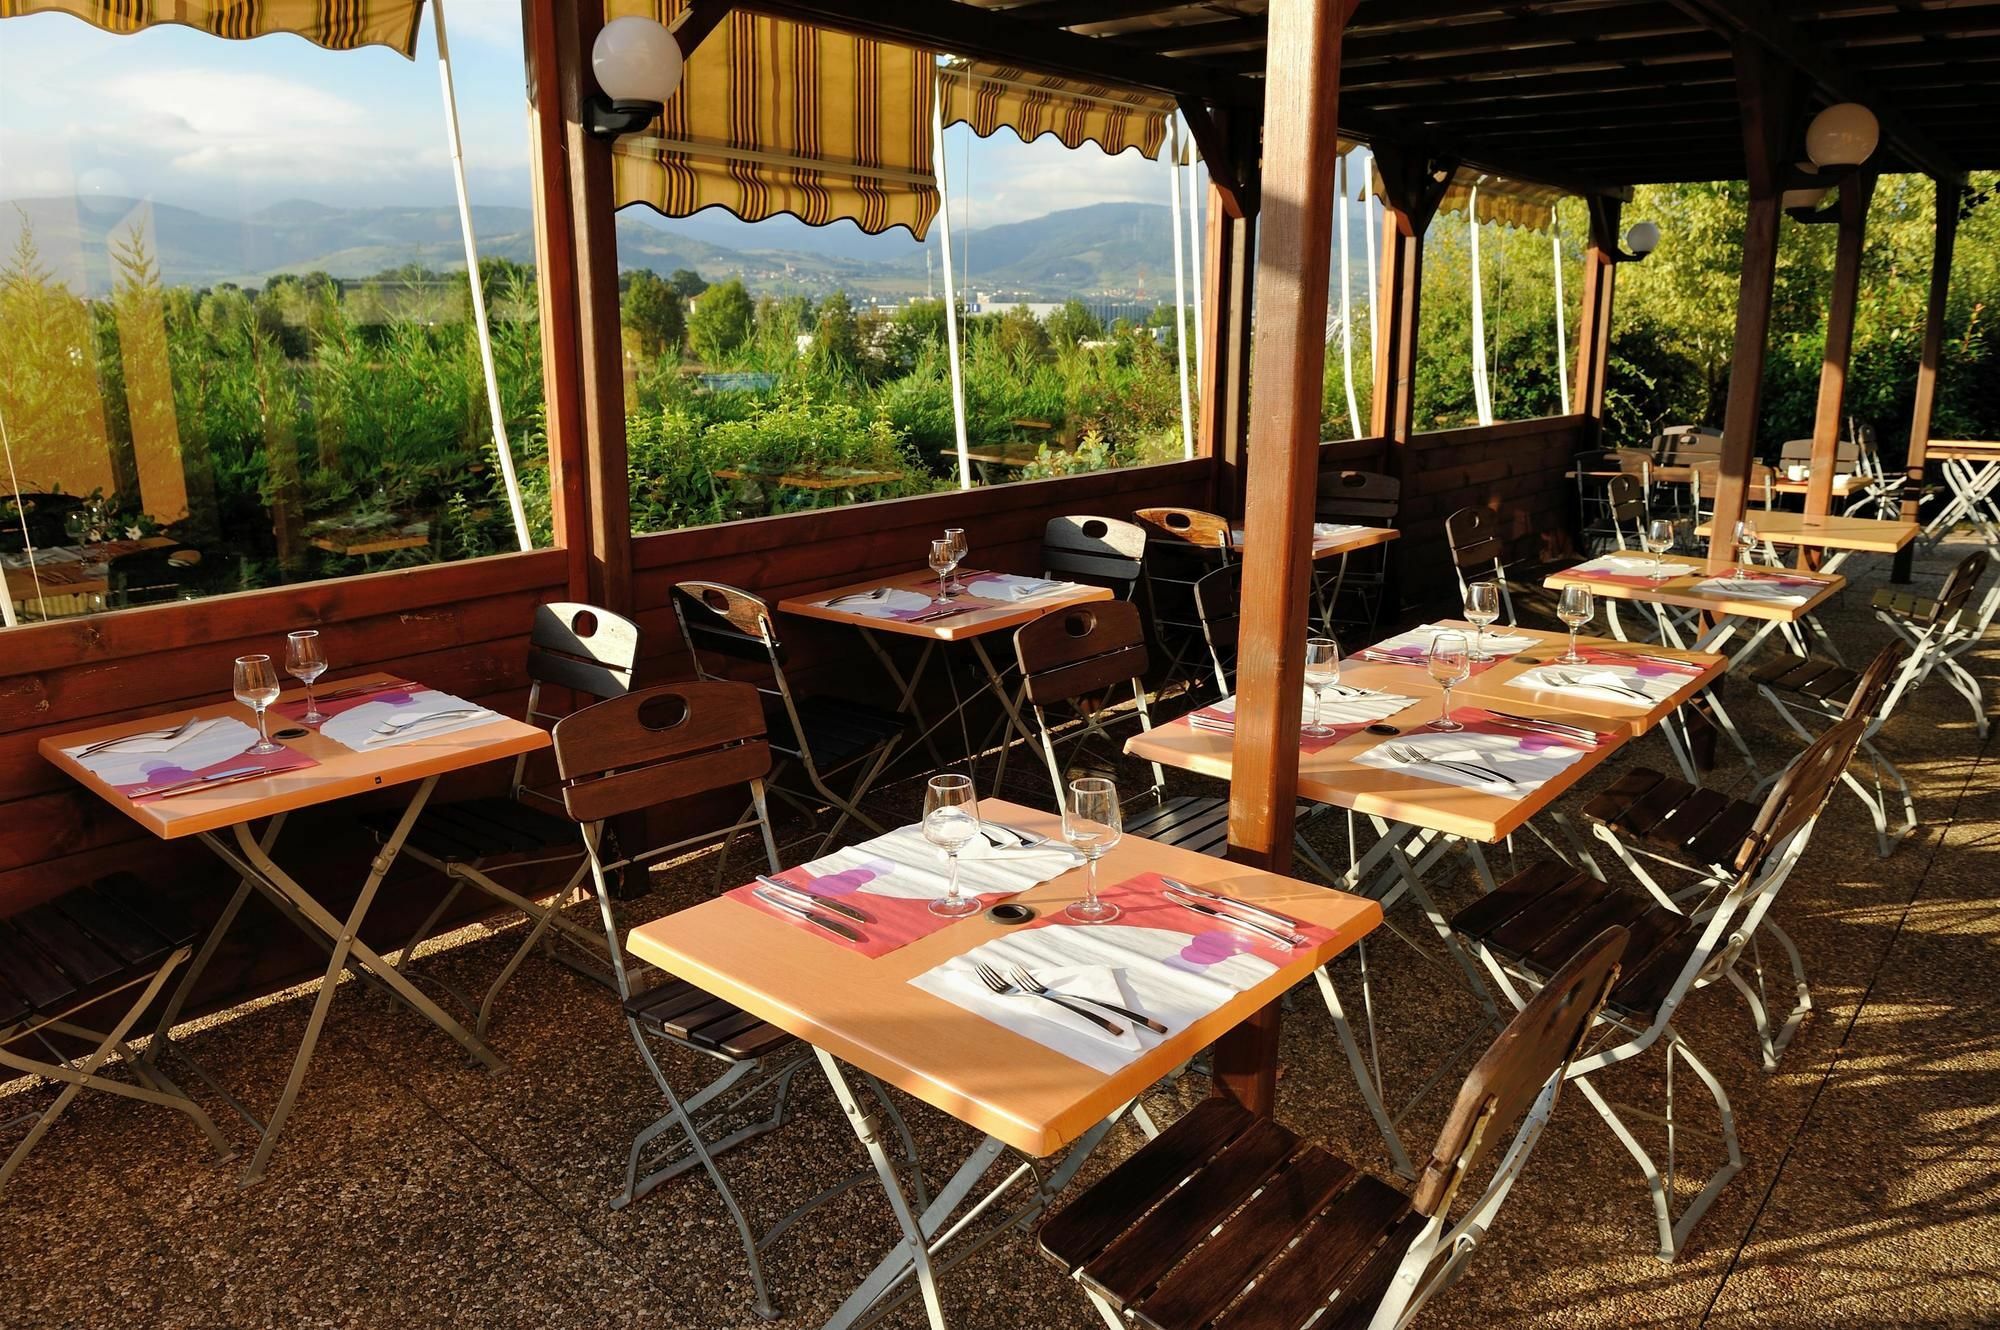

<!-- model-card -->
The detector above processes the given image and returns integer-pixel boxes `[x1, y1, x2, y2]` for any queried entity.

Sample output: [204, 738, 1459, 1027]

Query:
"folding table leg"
[859, 628, 951, 769]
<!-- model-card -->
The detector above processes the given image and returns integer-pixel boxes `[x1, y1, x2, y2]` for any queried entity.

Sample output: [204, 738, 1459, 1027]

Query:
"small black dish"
[1515, 656, 1543, 665]
[986, 903, 1036, 925]
[1365, 723, 1401, 736]
[273, 727, 310, 741]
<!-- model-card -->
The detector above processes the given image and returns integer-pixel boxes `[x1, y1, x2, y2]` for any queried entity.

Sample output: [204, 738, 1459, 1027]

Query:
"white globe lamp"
[1804, 103, 1879, 168]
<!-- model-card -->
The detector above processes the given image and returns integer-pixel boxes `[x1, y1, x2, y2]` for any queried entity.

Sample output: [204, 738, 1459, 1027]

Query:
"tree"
[812, 290, 863, 371]
[1045, 298, 1103, 347]
[668, 268, 709, 299]
[687, 277, 754, 364]
[992, 303, 1051, 364]
[622, 269, 687, 360]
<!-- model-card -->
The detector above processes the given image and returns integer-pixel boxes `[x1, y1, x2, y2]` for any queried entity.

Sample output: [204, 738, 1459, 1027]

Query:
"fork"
[74, 714, 204, 757]
[827, 587, 891, 606]
[1009, 965, 1167, 1033]
[983, 824, 1085, 860]
[368, 707, 486, 739]
[1387, 742, 1512, 787]
[1543, 669, 1653, 702]
[971, 961, 1124, 1035]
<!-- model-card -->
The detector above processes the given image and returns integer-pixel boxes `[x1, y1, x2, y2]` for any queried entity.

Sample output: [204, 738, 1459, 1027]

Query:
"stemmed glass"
[1464, 581, 1501, 661]
[944, 528, 969, 594]
[1302, 638, 1342, 737]
[928, 539, 960, 603]
[286, 630, 328, 725]
[1557, 585, 1594, 664]
[234, 654, 285, 755]
[1427, 632, 1471, 732]
[923, 774, 982, 918]
[1643, 519, 1676, 580]
[1733, 518, 1760, 580]
[1063, 776, 1123, 923]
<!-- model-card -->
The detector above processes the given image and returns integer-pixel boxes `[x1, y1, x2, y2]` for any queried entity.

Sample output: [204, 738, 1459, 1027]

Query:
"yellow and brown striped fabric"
[0, 0, 424, 54]
[939, 57, 1172, 159]
[610, 0, 939, 239]
[1435, 168, 1570, 231]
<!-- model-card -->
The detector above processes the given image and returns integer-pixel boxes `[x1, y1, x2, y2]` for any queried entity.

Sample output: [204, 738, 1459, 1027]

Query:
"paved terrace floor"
[4, 537, 1995, 1329]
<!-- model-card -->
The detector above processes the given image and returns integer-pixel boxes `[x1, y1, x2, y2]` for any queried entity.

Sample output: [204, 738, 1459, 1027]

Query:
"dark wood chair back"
[1133, 506, 1234, 551]
[1842, 641, 1908, 725]
[672, 580, 782, 667]
[1444, 505, 1508, 573]
[1935, 549, 1991, 626]
[1605, 472, 1646, 523]
[1738, 715, 1867, 873]
[1315, 469, 1400, 524]
[528, 602, 639, 701]
[1014, 600, 1151, 709]
[1689, 459, 1776, 511]
[1193, 563, 1241, 694]
[1043, 516, 1147, 595]
[552, 682, 772, 825]
[1414, 926, 1627, 1217]
[1777, 438, 1862, 467]
[1655, 431, 1724, 466]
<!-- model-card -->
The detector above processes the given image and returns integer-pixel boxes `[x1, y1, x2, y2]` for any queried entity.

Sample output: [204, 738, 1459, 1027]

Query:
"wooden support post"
[1218, 0, 1352, 1117]
[1199, 108, 1260, 517]
[1367, 144, 1452, 461]
[1572, 196, 1622, 429]
[1707, 39, 1797, 575]
[526, 0, 591, 603]
[554, 0, 633, 614]
[1804, 171, 1874, 523]
[1892, 175, 1962, 584]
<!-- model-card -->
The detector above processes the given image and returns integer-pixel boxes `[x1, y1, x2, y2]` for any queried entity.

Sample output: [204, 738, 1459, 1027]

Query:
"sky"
[0, 4, 1185, 245]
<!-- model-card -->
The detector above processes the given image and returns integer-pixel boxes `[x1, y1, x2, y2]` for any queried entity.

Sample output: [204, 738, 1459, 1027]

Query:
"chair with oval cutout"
[1042, 515, 1147, 599]
[1133, 506, 1235, 699]
[1314, 468, 1400, 633]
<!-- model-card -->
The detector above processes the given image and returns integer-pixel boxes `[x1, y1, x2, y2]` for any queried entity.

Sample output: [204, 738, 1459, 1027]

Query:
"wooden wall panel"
[1394, 416, 1588, 596]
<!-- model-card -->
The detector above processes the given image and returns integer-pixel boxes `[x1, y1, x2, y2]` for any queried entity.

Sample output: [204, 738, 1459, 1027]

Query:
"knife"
[1164, 890, 1302, 949]
[1480, 709, 1606, 744]
[132, 765, 272, 800]
[756, 875, 868, 922]
[752, 887, 864, 942]
[1160, 876, 1303, 933]
[316, 679, 418, 702]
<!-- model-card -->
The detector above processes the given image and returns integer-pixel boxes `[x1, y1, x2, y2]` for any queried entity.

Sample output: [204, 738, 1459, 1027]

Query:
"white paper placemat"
[1352, 726, 1589, 794]
[318, 691, 499, 751]
[1191, 689, 1415, 731]
[815, 586, 935, 617]
[62, 716, 263, 786]
[1370, 622, 1538, 657]
[964, 573, 1077, 602]
[1577, 554, 1701, 578]
[1692, 576, 1814, 604]
[786, 822, 1080, 903]
[1507, 664, 1682, 707]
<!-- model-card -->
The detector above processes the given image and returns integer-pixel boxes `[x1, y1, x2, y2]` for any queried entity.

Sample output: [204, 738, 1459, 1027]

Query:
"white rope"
[432, 0, 532, 551]
[931, 99, 973, 489]
[1362, 149, 1380, 357]
[1338, 154, 1361, 440]
[1167, 119, 1194, 461]
[0, 401, 42, 626]
[1552, 205, 1571, 413]
[1183, 128, 1206, 391]
[1468, 183, 1494, 426]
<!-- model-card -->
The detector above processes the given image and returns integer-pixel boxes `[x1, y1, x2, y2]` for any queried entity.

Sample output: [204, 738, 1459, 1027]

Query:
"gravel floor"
[3, 537, 1994, 1330]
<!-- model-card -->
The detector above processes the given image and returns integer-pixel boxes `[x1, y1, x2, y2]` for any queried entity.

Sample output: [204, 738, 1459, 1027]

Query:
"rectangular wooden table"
[1229, 523, 1400, 560]
[780, 566, 1113, 785]
[628, 798, 1379, 1330]
[41, 673, 547, 1181]
[1694, 509, 1918, 572]
[1923, 440, 2000, 548]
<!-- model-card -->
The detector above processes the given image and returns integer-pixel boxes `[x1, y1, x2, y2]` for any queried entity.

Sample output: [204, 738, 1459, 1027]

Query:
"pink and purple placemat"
[1448, 705, 1610, 751]
[1186, 704, 1363, 754]
[727, 858, 1032, 958]
[118, 744, 318, 803]
[1019, 872, 1337, 969]
[1356, 643, 1507, 676]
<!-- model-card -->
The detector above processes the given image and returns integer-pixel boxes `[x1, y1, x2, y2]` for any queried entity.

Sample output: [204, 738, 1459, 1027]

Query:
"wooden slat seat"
[765, 695, 907, 767]
[1451, 864, 1696, 1019]
[1746, 654, 1860, 705]
[1039, 1097, 1417, 1330]
[623, 979, 793, 1061]
[1125, 795, 1233, 858]
[0, 874, 196, 1029]
[1871, 587, 1944, 625]
[1580, 767, 1761, 869]
[363, 797, 579, 865]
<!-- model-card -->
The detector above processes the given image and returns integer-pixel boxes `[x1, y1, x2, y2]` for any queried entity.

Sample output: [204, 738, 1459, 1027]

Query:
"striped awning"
[0, 0, 424, 54]
[939, 57, 1173, 159]
[1435, 169, 1570, 231]
[610, 1, 939, 239]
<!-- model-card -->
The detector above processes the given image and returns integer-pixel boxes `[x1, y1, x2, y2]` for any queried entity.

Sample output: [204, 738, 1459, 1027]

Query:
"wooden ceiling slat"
[1336, 34, 1726, 88]
[1340, 7, 1705, 64]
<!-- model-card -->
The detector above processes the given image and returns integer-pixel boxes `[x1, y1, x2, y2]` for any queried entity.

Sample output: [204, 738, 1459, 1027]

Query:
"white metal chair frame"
[1314, 469, 1401, 634]
[1874, 550, 1996, 740]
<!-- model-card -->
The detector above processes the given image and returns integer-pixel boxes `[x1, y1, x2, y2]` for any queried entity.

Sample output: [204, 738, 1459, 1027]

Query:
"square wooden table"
[780, 567, 1113, 783]
[41, 673, 547, 1181]
[627, 798, 1379, 1330]
[1228, 524, 1400, 561]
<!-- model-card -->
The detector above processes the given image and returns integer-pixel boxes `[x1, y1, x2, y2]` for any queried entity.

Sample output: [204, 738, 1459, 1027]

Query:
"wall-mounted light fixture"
[1785, 103, 1879, 222]
[584, 15, 683, 141]
[1621, 220, 1660, 260]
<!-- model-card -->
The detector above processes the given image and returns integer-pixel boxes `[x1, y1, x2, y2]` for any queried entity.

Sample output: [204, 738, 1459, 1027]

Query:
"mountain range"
[0, 195, 1203, 302]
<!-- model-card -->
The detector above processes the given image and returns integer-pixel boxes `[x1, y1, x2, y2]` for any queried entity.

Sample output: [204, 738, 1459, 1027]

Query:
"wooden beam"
[524, 0, 590, 602]
[1367, 143, 1453, 451]
[1893, 175, 1964, 583]
[555, 0, 634, 614]
[1218, 0, 1353, 1118]
[1200, 110, 1260, 515]
[1179, 97, 1251, 219]
[1707, 36, 1798, 576]
[1672, 0, 1961, 179]
[1573, 196, 1622, 427]
[669, 0, 736, 55]
[1804, 170, 1874, 524]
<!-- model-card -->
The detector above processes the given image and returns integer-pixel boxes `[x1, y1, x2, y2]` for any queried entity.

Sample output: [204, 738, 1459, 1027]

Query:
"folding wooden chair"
[1133, 506, 1234, 697]
[1870, 548, 1993, 739]
[1042, 515, 1147, 599]
[549, 682, 920, 1320]
[1037, 928, 1625, 1330]
[1013, 600, 1340, 881]
[1573, 714, 1866, 1074]
[375, 602, 641, 1036]
[1314, 468, 1400, 633]
[1444, 505, 1534, 627]
[0, 875, 234, 1197]
[1455, 718, 1864, 1260]
[673, 581, 906, 855]
[1577, 453, 1652, 555]
[1746, 641, 1917, 857]
[1192, 562, 1241, 699]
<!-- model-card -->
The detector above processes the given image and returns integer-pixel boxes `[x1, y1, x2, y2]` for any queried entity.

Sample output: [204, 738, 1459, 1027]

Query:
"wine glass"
[1464, 581, 1501, 661]
[1302, 638, 1341, 737]
[286, 629, 328, 725]
[1733, 518, 1759, 581]
[1643, 519, 1676, 580]
[1557, 585, 1594, 664]
[233, 654, 285, 755]
[1063, 776, 1123, 924]
[944, 527, 969, 593]
[923, 774, 982, 918]
[928, 539, 959, 603]
[1427, 632, 1471, 732]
